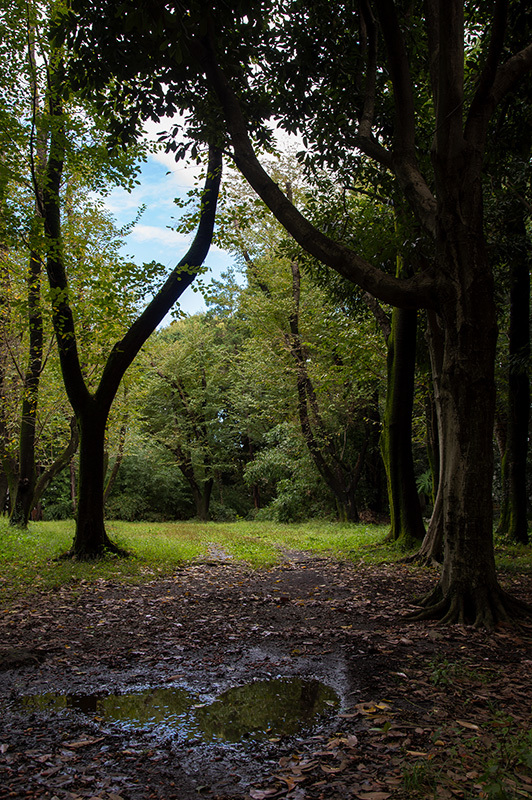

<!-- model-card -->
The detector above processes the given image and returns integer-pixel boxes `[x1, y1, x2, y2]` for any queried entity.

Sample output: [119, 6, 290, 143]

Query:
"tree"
[199, 0, 532, 625]
[60, 0, 532, 622]
[138, 316, 237, 521]
[13, 16, 220, 555]
[213, 165, 387, 523]
[44, 72, 221, 554]
[487, 105, 532, 546]
[0, 2, 151, 527]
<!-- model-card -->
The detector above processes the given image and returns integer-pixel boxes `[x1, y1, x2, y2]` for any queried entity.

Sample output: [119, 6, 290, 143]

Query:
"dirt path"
[1, 554, 531, 799]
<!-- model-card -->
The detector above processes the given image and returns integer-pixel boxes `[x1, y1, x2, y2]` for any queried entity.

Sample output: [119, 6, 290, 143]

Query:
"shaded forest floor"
[0, 550, 531, 800]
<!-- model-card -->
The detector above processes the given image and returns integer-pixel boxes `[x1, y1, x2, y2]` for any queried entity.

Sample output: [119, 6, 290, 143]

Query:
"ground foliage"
[0, 551, 531, 800]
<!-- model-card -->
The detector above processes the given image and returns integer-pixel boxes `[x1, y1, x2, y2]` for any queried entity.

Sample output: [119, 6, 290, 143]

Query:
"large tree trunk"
[191, 477, 213, 521]
[70, 405, 124, 559]
[413, 228, 528, 625]
[380, 305, 425, 546]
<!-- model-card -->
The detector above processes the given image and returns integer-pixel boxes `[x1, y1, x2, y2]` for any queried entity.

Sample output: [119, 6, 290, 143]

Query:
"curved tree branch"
[202, 47, 438, 310]
[96, 145, 223, 407]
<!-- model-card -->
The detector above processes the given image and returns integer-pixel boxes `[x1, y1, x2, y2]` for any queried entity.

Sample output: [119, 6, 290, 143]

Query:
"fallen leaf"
[356, 793, 392, 800]
[456, 720, 480, 731]
[63, 737, 105, 749]
[320, 761, 348, 774]
[340, 734, 359, 748]
[248, 789, 279, 800]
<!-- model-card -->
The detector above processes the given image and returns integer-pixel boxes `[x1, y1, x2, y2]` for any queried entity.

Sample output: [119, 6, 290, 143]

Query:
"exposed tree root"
[400, 550, 442, 568]
[407, 582, 532, 629]
[58, 535, 129, 562]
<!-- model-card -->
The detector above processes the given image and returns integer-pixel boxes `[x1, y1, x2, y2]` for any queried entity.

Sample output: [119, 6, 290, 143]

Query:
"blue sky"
[102, 130, 235, 318]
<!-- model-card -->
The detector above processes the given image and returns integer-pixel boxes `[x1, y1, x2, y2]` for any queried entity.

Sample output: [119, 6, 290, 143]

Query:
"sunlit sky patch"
[102, 120, 234, 318]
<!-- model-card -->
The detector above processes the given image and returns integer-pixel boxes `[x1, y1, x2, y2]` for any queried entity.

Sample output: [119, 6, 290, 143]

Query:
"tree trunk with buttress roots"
[200, 5, 532, 624]
[411, 226, 528, 626]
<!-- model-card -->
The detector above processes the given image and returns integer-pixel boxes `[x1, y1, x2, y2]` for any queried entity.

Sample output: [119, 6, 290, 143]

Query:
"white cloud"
[131, 224, 188, 247]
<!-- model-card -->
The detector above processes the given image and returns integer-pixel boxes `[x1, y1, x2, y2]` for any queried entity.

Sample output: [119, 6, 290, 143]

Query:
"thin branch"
[373, 0, 416, 151]
[358, 0, 378, 138]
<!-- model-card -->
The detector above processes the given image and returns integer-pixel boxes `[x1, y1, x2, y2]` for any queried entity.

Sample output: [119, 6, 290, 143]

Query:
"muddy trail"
[1, 552, 531, 799]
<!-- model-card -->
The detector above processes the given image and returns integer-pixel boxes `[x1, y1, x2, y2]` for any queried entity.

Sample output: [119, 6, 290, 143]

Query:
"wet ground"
[1, 552, 531, 799]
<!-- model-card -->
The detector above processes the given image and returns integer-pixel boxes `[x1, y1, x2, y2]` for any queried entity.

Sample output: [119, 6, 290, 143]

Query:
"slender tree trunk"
[288, 260, 361, 522]
[498, 229, 530, 544]
[70, 459, 77, 513]
[0, 368, 17, 514]
[425, 392, 439, 506]
[10, 27, 48, 528]
[10, 249, 43, 527]
[103, 418, 127, 504]
[380, 305, 425, 545]
[411, 310, 444, 564]
[33, 415, 79, 509]
[365, 391, 386, 514]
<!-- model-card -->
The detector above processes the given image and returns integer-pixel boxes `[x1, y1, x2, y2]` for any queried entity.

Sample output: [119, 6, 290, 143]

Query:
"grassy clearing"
[0, 517, 390, 601]
[0, 517, 530, 603]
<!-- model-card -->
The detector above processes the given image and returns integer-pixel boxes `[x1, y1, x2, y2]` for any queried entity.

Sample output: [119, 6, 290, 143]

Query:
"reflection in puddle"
[16, 678, 339, 742]
[196, 678, 338, 742]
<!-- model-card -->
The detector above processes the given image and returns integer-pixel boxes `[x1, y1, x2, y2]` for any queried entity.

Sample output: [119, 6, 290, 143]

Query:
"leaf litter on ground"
[0, 554, 530, 799]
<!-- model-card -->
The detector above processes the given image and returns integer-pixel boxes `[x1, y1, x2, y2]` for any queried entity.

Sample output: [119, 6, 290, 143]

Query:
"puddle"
[195, 678, 338, 741]
[14, 678, 339, 742]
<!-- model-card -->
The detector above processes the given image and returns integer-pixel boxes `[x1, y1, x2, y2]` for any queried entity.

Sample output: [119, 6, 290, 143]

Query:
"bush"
[209, 501, 239, 522]
[104, 454, 195, 521]
[255, 479, 335, 523]
[42, 499, 74, 521]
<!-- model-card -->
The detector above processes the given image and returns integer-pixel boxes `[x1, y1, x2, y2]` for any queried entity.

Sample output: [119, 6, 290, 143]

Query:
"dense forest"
[1, 0, 531, 626]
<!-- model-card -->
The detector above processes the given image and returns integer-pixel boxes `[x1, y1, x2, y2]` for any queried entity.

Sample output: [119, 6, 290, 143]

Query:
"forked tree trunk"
[42, 58, 221, 559]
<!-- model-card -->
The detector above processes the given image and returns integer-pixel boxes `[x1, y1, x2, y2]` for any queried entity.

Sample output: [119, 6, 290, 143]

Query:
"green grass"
[0, 517, 390, 602]
[0, 517, 530, 604]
